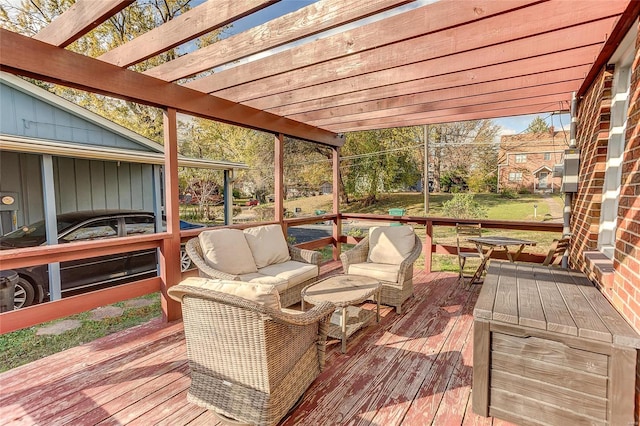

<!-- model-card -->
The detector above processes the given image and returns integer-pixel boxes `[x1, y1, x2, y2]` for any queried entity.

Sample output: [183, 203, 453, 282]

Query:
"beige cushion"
[367, 226, 416, 265]
[348, 262, 400, 283]
[178, 277, 280, 310]
[258, 260, 319, 288]
[198, 229, 258, 275]
[243, 224, 291, 269]
[238, 272, 289, 293]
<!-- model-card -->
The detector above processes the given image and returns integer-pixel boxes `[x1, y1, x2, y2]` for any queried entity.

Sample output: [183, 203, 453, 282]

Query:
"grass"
[283, 191, 563, 220]
[0, 293, 161, 372]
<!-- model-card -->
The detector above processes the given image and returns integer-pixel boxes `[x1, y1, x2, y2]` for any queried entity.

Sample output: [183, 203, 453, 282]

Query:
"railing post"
[275, 133, 284, 225]
[332, 147, 341, 260]
[424, 219, 433, 273]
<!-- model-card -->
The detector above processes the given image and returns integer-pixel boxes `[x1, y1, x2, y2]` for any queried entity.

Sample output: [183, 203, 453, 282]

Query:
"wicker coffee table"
[302, 274, 381, 353]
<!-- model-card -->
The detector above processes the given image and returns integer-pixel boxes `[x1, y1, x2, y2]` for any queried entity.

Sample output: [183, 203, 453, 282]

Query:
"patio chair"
[168, 278, 335, 426]
[340, 226, 422, 314]
[456, 223, 483, 284]
[542, 236, 570, 266]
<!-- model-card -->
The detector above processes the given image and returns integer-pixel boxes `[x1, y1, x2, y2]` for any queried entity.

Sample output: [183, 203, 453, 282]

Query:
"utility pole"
[424, 124, 429, 214]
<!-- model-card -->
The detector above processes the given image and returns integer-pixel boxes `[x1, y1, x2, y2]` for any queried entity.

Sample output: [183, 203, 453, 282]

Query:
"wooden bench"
[473, 260, 640, 426]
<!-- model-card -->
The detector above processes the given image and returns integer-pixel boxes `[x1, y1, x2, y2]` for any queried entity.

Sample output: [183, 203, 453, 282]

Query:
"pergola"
[0, 0, 637, 328]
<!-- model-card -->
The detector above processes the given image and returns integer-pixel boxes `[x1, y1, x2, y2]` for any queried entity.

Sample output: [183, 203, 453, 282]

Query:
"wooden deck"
[0, 262, 515, 425]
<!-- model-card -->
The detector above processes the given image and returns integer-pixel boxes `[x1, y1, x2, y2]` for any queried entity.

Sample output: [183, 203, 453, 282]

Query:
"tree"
[0, 0, 219, 143]
[428, 120, 499, 193]
[525, 116, 551, 133]
[340, 127, 421, 205]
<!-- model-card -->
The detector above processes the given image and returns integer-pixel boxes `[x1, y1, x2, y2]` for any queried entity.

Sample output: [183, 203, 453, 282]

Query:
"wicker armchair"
[185, 237, 319, 307]
[168, 280, 335, 426]
[340, 230, 422, 314]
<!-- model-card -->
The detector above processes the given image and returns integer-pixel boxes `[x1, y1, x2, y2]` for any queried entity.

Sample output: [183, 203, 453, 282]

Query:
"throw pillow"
[367, 226, 416, 265]
[243, 224, 291, 269]
[198, 229, 258, 275]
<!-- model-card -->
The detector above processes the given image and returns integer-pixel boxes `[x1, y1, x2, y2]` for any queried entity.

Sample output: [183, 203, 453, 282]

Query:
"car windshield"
[0, 219, 75, 248]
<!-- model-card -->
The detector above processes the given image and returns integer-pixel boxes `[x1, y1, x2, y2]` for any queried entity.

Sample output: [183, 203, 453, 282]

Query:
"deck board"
[0, 262, 508, 425]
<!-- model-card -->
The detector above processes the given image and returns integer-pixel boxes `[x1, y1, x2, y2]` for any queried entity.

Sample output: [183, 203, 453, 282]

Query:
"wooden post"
[275, 133, 284, 227]
[333, 147, 341, 260]
[472, 319, 490, 417]
[41, 154, 61, 301]
[223, 169, 233, 225]
[160, 107, 182, 322]
[424, 219, 433, 273]
[423, 124, 429, 214]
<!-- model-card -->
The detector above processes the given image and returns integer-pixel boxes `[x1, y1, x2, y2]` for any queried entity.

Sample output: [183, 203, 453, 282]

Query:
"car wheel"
[180, 247, 192, 272]
[14, 276, 35, 309]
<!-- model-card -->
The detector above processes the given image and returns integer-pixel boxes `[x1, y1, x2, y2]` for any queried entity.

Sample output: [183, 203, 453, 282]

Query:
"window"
[508, 172, 522, 182]
[125, 215, 155, 235]
[544, 153, 551, 161]
[515, 154, 527, 163]
[61, 219, 119, 242]
[597, 27, 634, 259]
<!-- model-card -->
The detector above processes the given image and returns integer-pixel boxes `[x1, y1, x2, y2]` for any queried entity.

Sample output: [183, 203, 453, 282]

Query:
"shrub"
[441, 193, 487, 219]
[346, 227, 365, 238]
[499, 188, 518, 199]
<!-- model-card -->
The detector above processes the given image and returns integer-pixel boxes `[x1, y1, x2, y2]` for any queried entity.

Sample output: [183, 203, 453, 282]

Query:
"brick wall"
[617, 23, 640, 421]
[572, 21, 640, 421]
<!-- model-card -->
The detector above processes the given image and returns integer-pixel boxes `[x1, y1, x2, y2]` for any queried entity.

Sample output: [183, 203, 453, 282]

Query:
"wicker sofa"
[340, 226, 422, 314]
[185, 224, 320, 307]
[168, 277, 335, 426]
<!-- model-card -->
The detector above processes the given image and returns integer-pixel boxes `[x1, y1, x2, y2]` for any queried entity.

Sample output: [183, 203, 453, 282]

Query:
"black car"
[0, 210, 203, 309]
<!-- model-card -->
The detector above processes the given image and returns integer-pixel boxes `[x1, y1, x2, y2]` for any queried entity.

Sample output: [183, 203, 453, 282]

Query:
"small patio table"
[302, 274, 381, 353]
[466, 236, 536, 285]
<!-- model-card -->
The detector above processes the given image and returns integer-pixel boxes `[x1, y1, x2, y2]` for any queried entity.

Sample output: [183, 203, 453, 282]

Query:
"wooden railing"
[0, 214, 563, 334]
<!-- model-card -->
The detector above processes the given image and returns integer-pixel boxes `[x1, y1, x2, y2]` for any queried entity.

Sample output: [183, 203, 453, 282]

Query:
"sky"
[493, 113, 571, 136]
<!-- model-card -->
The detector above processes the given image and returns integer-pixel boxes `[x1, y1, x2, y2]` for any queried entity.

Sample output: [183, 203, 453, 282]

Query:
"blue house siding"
[0, 82, 153, 152]
[0, 76, 162, 233]
[0, 151, 44, 227]
[0, 151, 156, 230]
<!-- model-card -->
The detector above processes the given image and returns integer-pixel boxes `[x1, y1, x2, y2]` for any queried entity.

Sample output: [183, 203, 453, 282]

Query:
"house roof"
[500, 130, 570, 153]
[0, 0, 638, 146]
[532, 165, 554, 174]
[0, 72, 247, 171]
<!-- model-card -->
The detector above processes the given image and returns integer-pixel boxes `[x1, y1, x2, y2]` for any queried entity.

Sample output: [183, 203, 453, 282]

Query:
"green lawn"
[284, 191, 563, 221]
[0, 293, 161, 372]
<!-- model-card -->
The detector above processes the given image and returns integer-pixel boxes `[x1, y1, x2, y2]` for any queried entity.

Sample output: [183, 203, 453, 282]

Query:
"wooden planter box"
[472, 261, 640, 426]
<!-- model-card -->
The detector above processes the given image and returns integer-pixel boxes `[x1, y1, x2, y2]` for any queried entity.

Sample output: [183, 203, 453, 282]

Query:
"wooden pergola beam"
[98, 0, 278, 68]
[0, 29, 341, 147]
[332, 99, 570, 132]
[33, 0, 134, 47]
[187, 0, 622, 94]
[144, 0, 412, 82]
[217, 17, 615, 109]
[263, 46, 598, 117]
[260, 49, 599, 119]
[304, 78, 583, 128]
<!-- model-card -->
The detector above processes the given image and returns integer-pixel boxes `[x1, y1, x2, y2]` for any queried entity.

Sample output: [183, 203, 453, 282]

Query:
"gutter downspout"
[563, 92, 578, 268]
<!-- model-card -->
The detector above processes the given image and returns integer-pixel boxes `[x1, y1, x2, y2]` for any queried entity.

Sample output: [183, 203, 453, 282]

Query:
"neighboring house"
[319, 181, 332, 194]
[0, 72, 245, 234]
[497, 129, 567, 193]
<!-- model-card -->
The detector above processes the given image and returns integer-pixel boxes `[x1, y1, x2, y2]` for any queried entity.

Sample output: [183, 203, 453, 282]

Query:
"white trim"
[597, 21, 635, 258]
[0, 134, 247, 170]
